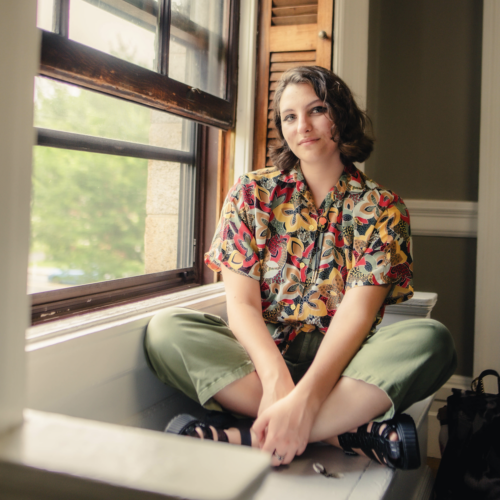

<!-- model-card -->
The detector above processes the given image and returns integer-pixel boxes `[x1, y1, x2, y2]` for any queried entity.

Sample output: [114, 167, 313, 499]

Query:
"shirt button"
[291, 304, 296, 310]
[299, 262, 305, 268]
[309, 224, 315, 230]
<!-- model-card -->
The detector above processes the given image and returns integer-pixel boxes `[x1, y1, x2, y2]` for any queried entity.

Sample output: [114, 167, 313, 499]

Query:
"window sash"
[31, 267, 198, 323]
[40, 0, 240, 129]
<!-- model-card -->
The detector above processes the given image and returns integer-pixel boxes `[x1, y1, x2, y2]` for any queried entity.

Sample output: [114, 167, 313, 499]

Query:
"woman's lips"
[298, 137, 319, 145]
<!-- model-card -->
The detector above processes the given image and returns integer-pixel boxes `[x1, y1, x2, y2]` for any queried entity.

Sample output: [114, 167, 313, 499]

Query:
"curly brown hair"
[269, 66, 374, 170]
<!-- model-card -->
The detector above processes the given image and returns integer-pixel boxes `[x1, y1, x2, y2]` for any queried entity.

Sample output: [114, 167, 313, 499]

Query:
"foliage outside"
[31, 78, 150, 283]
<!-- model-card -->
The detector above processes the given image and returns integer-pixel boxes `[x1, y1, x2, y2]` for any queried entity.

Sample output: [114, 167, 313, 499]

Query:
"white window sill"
[0, 409, 270, 500]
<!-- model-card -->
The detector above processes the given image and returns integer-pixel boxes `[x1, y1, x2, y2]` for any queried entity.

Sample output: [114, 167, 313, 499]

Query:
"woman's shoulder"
[224, 166, 284, 208]
[227, 166, 283, 198]
[238, 166, 282, 185]
[353, 167, 408, 211]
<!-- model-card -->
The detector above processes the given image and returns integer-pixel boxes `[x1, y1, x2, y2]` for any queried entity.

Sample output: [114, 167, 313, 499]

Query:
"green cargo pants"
[144, 307, 457, 422]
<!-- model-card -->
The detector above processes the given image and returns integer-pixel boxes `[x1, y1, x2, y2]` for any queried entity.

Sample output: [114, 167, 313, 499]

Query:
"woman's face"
[279, 82, 339, 169]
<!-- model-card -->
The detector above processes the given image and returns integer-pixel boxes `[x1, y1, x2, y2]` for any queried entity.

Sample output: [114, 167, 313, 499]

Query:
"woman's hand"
[252, 390, 319, 466]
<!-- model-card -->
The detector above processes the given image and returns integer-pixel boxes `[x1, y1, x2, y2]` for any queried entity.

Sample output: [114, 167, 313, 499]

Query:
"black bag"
[434, 369, 500, 499]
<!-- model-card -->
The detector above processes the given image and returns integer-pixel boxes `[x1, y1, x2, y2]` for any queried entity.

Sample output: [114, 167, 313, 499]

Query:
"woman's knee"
[414, 319, 457, 368]
[145, 307, 194, 359]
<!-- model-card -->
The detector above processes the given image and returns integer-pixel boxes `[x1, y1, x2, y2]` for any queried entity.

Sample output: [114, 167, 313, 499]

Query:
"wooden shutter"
[253, 0, 334, 170]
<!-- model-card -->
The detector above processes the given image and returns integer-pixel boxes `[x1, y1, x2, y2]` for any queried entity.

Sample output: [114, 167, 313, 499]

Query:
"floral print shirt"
[205, 163, 413, 351]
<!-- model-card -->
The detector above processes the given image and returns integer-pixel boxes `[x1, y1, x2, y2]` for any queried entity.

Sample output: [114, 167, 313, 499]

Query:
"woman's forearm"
[227, 301, 290, 384]
[221, 266, 292, 391]
[292, 284, 390, 412]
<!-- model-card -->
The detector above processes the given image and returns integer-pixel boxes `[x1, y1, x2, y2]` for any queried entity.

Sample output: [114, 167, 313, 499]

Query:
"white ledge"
[0, 410, 269, 500]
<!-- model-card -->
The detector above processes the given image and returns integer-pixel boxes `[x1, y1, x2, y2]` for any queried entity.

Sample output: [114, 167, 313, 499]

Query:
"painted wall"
[366, 0, 483, 376]
[0, 1, 38, 433]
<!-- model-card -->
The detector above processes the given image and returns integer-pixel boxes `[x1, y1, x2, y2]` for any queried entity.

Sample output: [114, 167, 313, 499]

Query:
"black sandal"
[165, 414, 252, 446]
[337, 413, 420, 470]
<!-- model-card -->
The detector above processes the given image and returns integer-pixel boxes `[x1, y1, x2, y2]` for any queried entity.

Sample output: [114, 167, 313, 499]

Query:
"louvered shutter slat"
[270, 51, 316, 63]
[273, 0, 317, 7]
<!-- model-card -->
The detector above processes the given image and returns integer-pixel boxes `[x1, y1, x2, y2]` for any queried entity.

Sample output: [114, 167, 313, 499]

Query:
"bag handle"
[471, 369, 500, 394]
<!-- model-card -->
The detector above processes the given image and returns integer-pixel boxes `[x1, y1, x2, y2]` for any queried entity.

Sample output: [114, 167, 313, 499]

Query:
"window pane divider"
[36, 127, 195, 164]
[157, 0, 171, 75]
[53, 0, 70, 37]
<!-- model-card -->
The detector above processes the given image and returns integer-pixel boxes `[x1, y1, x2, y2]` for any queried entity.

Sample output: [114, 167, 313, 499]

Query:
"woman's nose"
[297, 114, 311, 134]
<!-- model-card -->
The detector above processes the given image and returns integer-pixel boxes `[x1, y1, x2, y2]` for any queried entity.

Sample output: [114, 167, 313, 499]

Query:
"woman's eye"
[283, 114, 295, 122]
[312, 106, 327, 114]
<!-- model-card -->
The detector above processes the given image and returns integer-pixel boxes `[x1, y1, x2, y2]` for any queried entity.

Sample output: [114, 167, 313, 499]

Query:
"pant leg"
[342, 318, 457, 422]
[144, 307, 255, 411]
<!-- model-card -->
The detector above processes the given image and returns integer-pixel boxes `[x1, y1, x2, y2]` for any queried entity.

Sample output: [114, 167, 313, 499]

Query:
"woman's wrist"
[291, 378, 327, 413]
[259, 364, 294, 392]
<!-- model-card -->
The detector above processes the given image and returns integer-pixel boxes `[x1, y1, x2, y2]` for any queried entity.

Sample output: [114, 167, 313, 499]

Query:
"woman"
[145, 66, 457, 469]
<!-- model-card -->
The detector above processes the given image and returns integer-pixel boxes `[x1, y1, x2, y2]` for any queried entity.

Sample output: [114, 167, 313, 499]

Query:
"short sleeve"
[346, 196, 413, 305]
[204, 178, 261, 280]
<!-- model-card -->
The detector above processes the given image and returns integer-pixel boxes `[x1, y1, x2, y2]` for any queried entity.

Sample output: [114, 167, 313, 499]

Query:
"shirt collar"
[335, 163, 366, 199]
[280, 163, 367, 204]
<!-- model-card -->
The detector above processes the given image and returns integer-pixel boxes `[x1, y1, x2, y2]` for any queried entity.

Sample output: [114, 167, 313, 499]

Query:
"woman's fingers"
[270, 449, 294, 466]
[259, 422, 302, 465]
[251, 413, 268, 444]
[252, 393, 314, 466]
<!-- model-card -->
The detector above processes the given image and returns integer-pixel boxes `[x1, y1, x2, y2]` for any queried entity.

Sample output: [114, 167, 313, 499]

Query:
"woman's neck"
[300, 154, 345, 208]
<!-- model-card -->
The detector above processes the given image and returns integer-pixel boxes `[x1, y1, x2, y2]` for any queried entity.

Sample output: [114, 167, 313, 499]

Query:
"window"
[31, 0, 240, 323]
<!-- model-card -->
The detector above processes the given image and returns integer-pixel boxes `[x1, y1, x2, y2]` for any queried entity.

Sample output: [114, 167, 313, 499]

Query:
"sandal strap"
[239, 427, 252, 446]
[165, 413, 234, 445]
[187, 422, 232, 443]
[338, 421, 400, 466]
[216, 428, 229, 443]
[185, 421, 215, 440]
[337, 414, 420, 470]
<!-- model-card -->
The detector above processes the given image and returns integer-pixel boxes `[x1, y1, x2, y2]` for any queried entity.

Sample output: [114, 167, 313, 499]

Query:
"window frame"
[31, 0, 239, 324]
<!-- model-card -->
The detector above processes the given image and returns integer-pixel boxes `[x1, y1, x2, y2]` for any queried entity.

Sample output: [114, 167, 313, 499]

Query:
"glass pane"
[69, 0, 159, 71]
[29, 77, 196, 294]
[37, 0, 55, 32]
[29, 150, 194, 293]
[169, 0, 228, 98]
[34, 76, 192, 151]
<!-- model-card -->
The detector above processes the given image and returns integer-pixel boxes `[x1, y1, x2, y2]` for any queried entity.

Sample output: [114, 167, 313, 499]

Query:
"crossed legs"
[145, 308, 457, 463]
[214, 371, 394, 453]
